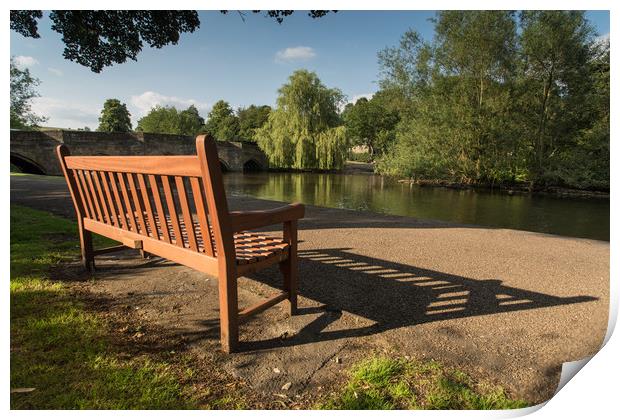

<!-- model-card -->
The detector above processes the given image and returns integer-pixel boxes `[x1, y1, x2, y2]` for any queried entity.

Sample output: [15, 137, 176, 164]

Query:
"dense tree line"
[134, 100, 270, 140]
[374, 11, 609, 190]
[90, 97, 271, 140]
[342, 94, 400, 159]
[136, 105, 204, 136]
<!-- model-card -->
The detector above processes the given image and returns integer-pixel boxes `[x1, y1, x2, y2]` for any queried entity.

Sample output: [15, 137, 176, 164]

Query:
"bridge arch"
[243, 158, 264, 172]
[219, 159, 231, 173]
[10, 153, 46, 175]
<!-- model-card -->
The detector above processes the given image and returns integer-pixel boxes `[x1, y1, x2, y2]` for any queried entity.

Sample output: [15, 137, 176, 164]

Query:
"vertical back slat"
[190, 177, 215, 256]
[77, 170, 96, 219]
[72, 169, 92, 219]
[117, 172, 137, 232]
[162, 175, 184, 247]
[137, 174, 158, 239]
[99, 171, 119, 227]
[84, 170, 103, 221]
[91, 171, 111, 224]
[126, 173, 147, 234]
[175, 176, 198, 251]
[108, 172, 128, 230]
[148, 175, 171, 243]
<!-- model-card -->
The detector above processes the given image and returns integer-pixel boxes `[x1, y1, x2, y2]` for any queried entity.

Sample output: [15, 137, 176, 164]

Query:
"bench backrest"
[56, 135, 235, 263]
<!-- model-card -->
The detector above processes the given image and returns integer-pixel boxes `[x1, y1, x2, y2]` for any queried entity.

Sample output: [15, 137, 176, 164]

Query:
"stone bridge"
[10, 129, 268, 176]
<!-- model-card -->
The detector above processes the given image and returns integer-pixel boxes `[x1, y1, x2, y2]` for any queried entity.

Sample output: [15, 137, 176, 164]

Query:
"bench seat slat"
[65, 156, 201, 177]
[83, 218, 219, 276]
[99, 209, 289, 266]
[71, 169, 92, 219]
[108, 171, 128, 230]
[92, 171, 111, 223]
[117, 172, 138, 232]
[190, 177, 215, 257]
[161, 175, 184, 248]
[148, 175, 171, 243]
[137, 174, 158, 239]
[127, 173, 148, 235]
[175, 176, 199, 251]
[78, 170, 97, 219]
[84, 170, 103, 221]
[99, 171, 119, 227]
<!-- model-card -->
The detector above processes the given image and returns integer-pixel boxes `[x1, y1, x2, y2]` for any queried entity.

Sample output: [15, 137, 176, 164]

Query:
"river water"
[223, 172, 609, 241]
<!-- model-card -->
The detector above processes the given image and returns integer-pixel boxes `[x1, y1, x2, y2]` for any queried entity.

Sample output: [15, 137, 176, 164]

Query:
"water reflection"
[223, 172, 609, 241]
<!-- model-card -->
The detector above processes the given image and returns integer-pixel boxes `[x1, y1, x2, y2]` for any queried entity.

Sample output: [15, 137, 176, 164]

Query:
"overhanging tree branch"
[10, 10, 335, 73]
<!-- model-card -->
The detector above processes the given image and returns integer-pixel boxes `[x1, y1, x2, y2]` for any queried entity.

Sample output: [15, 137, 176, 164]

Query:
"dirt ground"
[10, 174, 610, 405]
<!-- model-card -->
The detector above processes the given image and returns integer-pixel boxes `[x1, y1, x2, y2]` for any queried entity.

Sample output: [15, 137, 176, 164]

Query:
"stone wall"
[10, 129, 268, 175]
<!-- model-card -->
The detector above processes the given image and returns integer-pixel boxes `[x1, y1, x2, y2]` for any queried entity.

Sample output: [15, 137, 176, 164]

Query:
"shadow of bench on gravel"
[54, 246, 598, 354]
[241, 247, 597, 351]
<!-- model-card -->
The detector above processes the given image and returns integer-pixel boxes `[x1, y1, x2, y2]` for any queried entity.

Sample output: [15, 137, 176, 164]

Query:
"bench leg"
[79, 228, 95, 273]
[218, 273, 239, 353]
[282, 221, 298, 316]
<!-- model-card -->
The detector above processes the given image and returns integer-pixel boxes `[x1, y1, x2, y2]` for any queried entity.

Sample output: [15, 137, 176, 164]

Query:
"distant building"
[350, 145, 369, 154]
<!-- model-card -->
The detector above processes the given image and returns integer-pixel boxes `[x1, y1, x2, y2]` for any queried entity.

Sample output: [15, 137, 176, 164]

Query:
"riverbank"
[260, 160, 374, 175]
[265, 160, 609, 199]
[10, 173, 609, 406]
[344, 160, 375, 173]
[396, 178, 610, 200]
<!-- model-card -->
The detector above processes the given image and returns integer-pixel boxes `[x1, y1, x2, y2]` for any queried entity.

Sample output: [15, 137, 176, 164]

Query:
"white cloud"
[275, 46, 316, 62]
[31, 97, 100, 129]
[47, 67, 63, 76]
[595, 33, 610, 47]
[337, 93, 375, 112]
[13, 55, 39, 68]
[593, 33, 610, 58]
[130, 91, 211, 117]
[349, 93, 375, 104]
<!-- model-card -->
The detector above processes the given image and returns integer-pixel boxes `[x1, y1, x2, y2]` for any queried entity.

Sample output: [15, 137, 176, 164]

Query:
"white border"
[4, 1, 616, 419]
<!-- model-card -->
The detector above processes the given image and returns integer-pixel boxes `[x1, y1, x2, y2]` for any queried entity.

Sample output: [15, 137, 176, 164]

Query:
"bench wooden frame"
[56, 134, 304, 353]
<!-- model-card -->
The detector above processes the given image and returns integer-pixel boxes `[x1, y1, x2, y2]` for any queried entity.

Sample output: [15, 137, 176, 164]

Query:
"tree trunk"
[475, 74, 485, 180]
[535, 63, 555, 180]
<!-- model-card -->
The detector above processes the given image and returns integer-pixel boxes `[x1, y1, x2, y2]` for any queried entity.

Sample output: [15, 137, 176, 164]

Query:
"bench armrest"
[230, 203, 305, 232]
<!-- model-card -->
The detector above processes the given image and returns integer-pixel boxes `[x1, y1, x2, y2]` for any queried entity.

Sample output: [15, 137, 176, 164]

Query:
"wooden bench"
[56, 134, 304, 353]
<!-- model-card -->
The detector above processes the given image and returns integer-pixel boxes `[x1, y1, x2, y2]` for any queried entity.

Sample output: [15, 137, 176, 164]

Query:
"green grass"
[10, 205, 193, 409]
[10, 171, 66, 181]
[319, 356, 528, 410]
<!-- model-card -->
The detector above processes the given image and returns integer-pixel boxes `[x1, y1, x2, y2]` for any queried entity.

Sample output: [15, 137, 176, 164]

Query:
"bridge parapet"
[10, 129, 268, 175]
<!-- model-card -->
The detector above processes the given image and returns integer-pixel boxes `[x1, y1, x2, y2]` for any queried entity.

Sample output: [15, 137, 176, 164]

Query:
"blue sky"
[10, 10, 610, 129]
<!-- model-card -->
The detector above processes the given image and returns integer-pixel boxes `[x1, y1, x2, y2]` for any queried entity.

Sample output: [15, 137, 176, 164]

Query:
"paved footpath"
[11, 174, 609, 404]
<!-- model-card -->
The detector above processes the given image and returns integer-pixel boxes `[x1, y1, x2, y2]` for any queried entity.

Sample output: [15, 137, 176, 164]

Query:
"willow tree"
[255, 70, 348, 170]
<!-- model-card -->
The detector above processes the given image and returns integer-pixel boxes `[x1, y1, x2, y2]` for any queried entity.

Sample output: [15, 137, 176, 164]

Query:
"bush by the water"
[374, 11, 609, 190]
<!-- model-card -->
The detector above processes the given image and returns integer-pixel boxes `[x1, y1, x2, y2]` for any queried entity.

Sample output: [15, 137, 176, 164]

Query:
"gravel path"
[10, 173, 609, 404]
